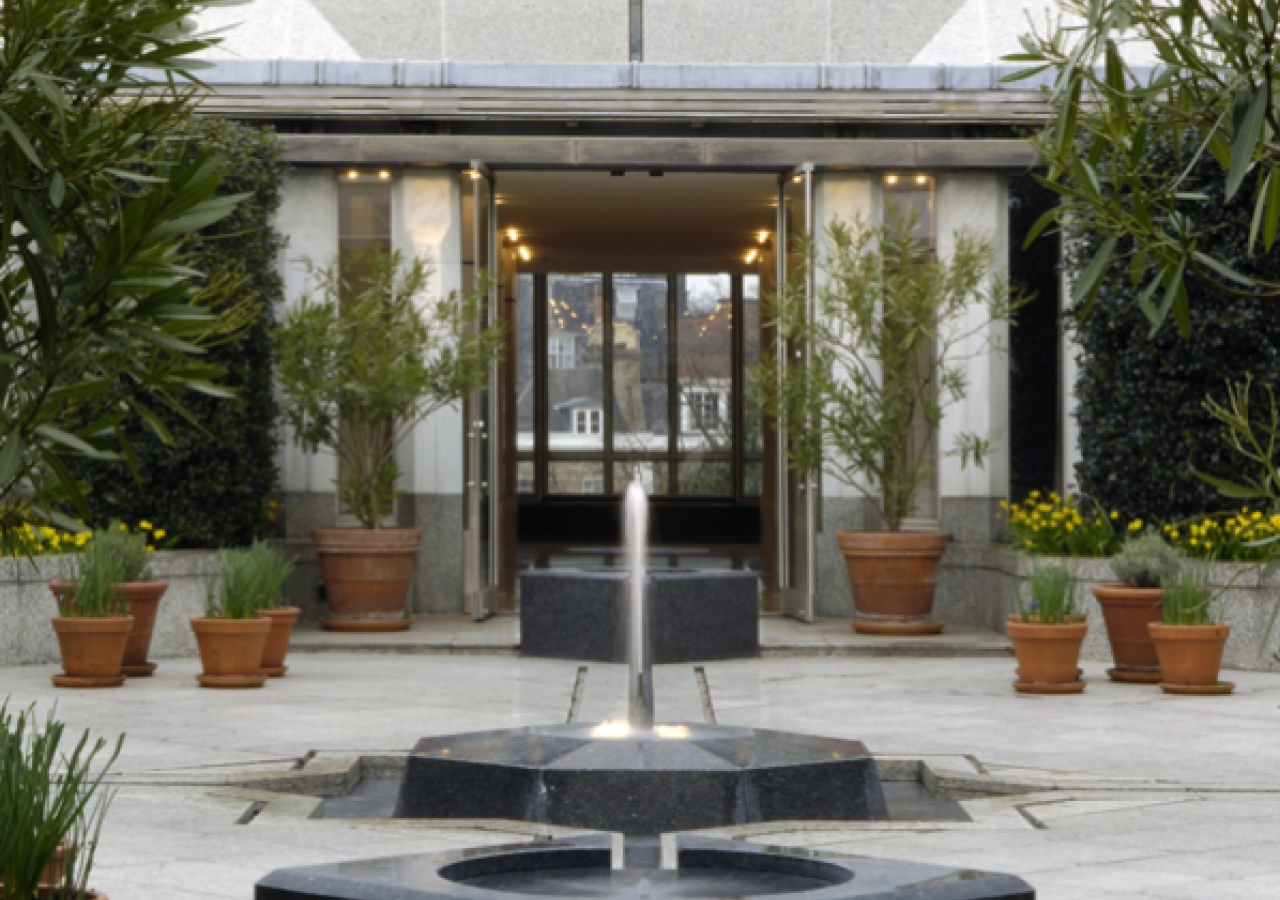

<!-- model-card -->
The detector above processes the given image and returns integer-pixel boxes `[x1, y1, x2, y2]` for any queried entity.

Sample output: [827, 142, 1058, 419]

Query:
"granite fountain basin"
[391, 723, 888, 835]
[255, 834, 1035, 900]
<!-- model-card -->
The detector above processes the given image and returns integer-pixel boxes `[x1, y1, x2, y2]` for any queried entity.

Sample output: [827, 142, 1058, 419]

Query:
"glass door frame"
[777, 163, 817, 623]
[463, 161, 499, 621]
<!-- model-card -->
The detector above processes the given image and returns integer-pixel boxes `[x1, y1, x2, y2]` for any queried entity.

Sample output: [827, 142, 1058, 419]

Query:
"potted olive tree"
[48, 542, 134, 688]
[1094, 532, 1182, 683]
[1008, 563, 1088, 693]
[766, 211, 1023, 634]
[276, 251, 502, 631]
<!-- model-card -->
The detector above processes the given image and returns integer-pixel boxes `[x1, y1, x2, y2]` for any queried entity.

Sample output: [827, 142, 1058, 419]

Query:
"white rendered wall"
[392, 172, 465, 497]
[935, 174, 1011, 500]
[274, 171, 339, 497]
[813, 173, 879, 503]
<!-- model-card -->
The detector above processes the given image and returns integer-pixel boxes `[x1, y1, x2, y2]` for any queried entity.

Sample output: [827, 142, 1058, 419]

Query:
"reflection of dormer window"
[581, 474, 604, 494]
[574, 408, 602, 435]
[548, 337, 576, 370]
[615, 287, 637, 322]
[683, 391, 721, 432]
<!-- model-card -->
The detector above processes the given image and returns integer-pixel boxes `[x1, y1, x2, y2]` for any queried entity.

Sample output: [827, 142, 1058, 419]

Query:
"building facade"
[192, 0, 1069, 621]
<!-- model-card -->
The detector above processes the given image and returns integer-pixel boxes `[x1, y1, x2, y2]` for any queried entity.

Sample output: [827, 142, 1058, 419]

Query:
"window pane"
[679, 461, 732, 497]
[614, 461, 669, 496]
[517, 274, 535, 454]
[547, 274, 604, 452]
[549, 461, 605, 495]
[338, 177, 391, 300]
[612, 274, 669, 454]
[676, 274, 733, 455]
[883, 174, 936, 251]
[743, 460, 762, 498]
[517, 460, 535, 496]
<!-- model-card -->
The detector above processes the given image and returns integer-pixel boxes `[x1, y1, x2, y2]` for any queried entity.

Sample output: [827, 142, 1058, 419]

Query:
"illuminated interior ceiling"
[495, 171, 777, 273]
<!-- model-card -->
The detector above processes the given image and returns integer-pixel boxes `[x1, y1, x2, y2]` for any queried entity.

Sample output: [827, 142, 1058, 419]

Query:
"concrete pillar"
[392, 171, 467, 613]
[935, 174, 1010, 544]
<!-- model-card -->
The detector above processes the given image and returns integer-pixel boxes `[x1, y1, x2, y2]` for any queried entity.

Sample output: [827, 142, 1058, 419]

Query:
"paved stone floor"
[1, 651, 1278, 900]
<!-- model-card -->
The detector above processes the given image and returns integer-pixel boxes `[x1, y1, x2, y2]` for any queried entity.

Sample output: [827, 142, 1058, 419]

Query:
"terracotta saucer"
[51, 674, 126, 688]
[853, 620, 946, 636]
[121, 662, 158, 677]
[1013, 679, 1086, 694]
[261, 665, 288, 678]
[196, 673, 268, 689]
[1107, 667, 1162, 684]
[1018, 668, 1083, 681]
[1159, 681, 1235, 695]
[321, 616, 415, 633]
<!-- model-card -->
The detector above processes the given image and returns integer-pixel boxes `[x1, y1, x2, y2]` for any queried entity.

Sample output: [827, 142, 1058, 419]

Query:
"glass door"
[777, 165, 816, 622]
[463, 163, 499, 621]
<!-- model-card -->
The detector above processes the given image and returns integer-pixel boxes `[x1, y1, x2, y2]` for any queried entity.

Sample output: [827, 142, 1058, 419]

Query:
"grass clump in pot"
[1015, 563, 1080, 624]
[206, 540, 294, 618]
[1110, 531, 1182, 588]
[0, 703, 121, 900]
[1161, 569, 1220, 625]
[92, 522, 153, 583]
[62, 541, 128, 618]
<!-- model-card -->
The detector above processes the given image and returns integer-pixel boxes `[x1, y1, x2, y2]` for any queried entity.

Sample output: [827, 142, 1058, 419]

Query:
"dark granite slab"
[518, 570, 759, 664]
[393, 724, 887, 835]
[256, 834, 1035, 900]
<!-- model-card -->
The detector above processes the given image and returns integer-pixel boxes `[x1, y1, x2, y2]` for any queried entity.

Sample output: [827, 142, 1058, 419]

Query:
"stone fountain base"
[256, 834, 1035, 900]
[392, 723, 887, 835]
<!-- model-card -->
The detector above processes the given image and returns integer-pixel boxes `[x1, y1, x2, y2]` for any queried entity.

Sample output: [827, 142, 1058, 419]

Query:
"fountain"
[255, 481, 1035, 900]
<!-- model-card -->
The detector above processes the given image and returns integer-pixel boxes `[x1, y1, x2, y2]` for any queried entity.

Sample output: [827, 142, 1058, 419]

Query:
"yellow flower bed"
[999, 491, 1123, 557]
[1163, 509, 1280, 563]
[4, 521, 169, 557]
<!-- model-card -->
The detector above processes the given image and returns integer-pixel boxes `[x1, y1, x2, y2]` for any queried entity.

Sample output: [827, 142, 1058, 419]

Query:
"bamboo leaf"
[1226, 86, 1267, 199]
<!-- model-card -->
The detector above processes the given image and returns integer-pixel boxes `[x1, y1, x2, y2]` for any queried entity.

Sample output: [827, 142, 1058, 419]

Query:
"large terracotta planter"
[49, 616, 134, 688]
[837, 530, 949, 635]
[49, 580, 169, 676]
[189, 617, 271, 688]
[1007, 616, 1088, 694]
[312, 527, 421, 632]
[1149, 622, 1232, 694]
[258, 606, 301, 677]
[1092, 584, 1163, 684]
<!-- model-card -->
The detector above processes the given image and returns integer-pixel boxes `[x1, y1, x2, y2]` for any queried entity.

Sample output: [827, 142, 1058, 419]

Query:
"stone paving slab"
[0, 653, 1278, 900]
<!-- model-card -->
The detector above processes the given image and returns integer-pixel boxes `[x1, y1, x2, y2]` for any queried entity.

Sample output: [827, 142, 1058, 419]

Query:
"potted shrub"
[48, 542, 134, 688]
[51, 524, 168, 677]
[242, 542, 298, 677]
[0, 704, 120, 900]
[1008, 563, 1088, 693]
[189, 548, 276, 688]
[1150, 569, 1233, 694]
[1094, 532, 1182, 683]
[275, 251, 501, 631]
[766, 211, 1024, 634]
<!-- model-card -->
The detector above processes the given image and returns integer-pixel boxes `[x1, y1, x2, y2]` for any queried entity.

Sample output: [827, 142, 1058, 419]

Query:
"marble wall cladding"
[814, 497, 877, 618]
[402, 493, 465, 614]
[0, 552, 221, 668]
[279, 491, 338, 541]
[940, 496, 1006, 545]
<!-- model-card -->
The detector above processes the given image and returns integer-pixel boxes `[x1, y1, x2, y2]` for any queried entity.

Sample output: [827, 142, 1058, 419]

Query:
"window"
[685, 391, 722, 432]
[548, 337, 576, 370]
[581, 474, 605, 495]
[574, 408, 602, 435]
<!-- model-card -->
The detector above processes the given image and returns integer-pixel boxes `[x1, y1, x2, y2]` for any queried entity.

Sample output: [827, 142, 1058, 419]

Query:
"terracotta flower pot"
[836, 530, 949, 635]
[1092, 584, 1163, 683]
[1007, 616, 1088, 694]
[258, 607, 301, 677]
[312, 527, 421, 632]
[189, 617, 272, 688]
[1149, 622, 1231, 689]
[49, 616, 134, 688]
[49, 580, 169, 676]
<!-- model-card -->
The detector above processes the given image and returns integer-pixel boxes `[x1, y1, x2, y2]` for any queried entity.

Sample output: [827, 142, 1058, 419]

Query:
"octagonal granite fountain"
[256, 482, 1034, 900]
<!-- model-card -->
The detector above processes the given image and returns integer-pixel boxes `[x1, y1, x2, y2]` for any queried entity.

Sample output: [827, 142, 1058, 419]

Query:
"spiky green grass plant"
[205, 541, 294, 619]
[1014, 563, 1079, 624]
[1161, 569, 1220, 626]
[62, 540, 128, 618]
